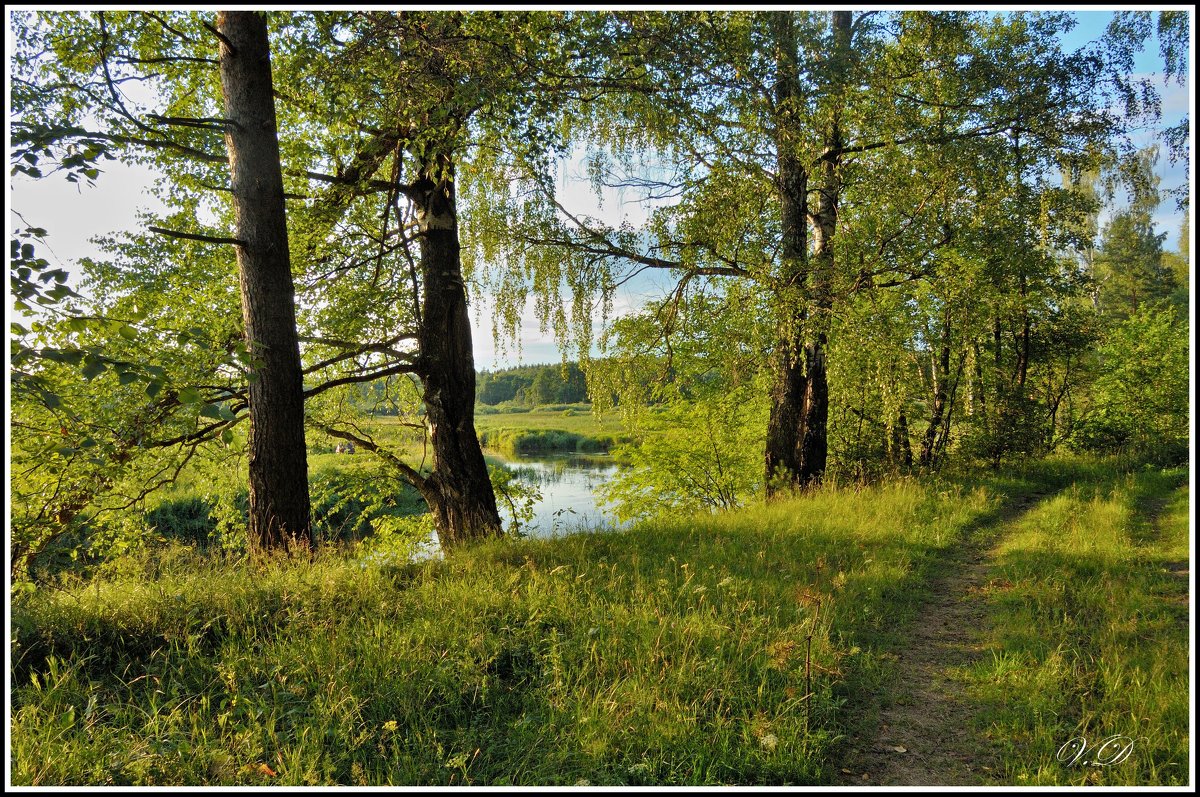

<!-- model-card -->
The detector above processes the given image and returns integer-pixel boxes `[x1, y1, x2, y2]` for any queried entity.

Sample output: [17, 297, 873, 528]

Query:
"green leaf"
[81, 359, 107, 381]
[117, 324, 138, 341]
[220, 428, 235, 445]
[199, 403, 224, 421]
[178, 386, 203, 405]
[118, 370, 140, 385]
[145, 379, 164, 399]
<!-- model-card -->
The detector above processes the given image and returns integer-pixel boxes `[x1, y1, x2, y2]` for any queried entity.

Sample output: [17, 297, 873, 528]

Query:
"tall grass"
[478, 427, 616, 456]
[960, 465, 1190, 786]
[11, 478, 992, 786]
[472, 407, 624, 437]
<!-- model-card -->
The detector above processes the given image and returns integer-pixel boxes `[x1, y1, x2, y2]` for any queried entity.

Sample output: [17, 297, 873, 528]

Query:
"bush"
[478, 428, 613, 456]
[145, 497, 218, 547]
[600, 387, 766, 522]
[309, 467, 426, 545]
[1071, 306, 1188, 464]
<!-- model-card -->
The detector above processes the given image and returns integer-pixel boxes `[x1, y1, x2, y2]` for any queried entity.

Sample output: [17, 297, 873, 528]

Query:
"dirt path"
[835, 492, 1046, 787]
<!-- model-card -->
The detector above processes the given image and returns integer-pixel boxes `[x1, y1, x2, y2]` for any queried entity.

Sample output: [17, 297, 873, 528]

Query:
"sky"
[7, 8, 1194, 371]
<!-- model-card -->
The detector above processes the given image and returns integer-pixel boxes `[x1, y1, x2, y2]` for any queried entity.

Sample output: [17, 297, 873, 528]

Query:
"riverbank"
[474, 405, 627, 457]
[10, 458, 1189, 786]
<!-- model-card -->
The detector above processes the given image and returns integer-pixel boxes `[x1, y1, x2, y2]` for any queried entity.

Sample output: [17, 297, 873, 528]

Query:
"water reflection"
[362, 451, 624, 568]
[493, 451, 624, 537]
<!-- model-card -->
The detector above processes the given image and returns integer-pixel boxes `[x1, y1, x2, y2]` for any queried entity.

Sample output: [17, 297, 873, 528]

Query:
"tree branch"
[146, 114, 239, 131]
[203, 21, 236, 54]
[148, 226, 245, 246]
[308, 420, 427, 490]
[303, 362, 421, 401]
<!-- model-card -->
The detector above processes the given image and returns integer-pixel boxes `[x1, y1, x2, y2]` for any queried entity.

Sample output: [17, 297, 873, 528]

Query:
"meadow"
[10, 456, 1190, 786]
[473, 404, 628, 457]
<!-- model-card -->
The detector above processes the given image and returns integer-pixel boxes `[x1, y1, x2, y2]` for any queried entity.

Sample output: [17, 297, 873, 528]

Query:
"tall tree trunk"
[217, 11, 312, 552]
[1016, 272, 1031, 390]
[764, 11, 810, 496]
[764, 10, 851, 493]
[920, 307, 952, 466]
[796, 10, 851, 486]
[891, 411, 913, 468]
[412, 152, 503, 545]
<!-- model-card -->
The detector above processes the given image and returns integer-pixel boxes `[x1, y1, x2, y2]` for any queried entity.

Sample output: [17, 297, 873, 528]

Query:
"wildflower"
[760, 733, 778, 752]
[382, 720, 398, 732]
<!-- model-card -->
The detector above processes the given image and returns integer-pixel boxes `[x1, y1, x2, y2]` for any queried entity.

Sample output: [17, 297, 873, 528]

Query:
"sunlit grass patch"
[964, 466, 1189, 786]
[11, 476, 994, 786]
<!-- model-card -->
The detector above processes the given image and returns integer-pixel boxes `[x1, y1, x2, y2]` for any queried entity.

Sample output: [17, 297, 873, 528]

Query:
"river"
[492, 451, 626, 537]
[402, 451, 624, 562]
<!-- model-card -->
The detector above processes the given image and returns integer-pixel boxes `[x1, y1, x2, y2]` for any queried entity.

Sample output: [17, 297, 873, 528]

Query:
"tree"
[9, 10, 538, 555]
[10, 10, 317, 564]
[1088, 149, 1175, 323]
[216, 10, 312, 551]
[475, 10, 1116, 490]
[1073, 305, 1189, 462]
[267, 10, 594, 544]
[527, 369, 557, 407]
[1095, 210, 1173, 318]
[1160, 215, 1189, 311]
[409, 146, 504, 542]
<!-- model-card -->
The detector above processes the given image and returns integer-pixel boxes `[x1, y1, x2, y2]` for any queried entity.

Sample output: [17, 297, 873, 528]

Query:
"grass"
[10, 457, 1189, 786]
[473, 405, 623, 436]
[474, 406, 628, 457]
[11, 477, 995, 786]
[305, 407, 627, 462]
[955, 463, 1190, 786]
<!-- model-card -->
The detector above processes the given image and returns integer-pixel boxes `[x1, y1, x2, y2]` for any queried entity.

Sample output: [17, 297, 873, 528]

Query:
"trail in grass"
[835, 488, 1049, 787]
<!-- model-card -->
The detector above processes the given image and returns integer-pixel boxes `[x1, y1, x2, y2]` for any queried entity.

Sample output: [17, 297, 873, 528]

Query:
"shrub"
[1072, 306, 1188, 464]
[309, 466, 426, 545]
[145, 497, 218, 547]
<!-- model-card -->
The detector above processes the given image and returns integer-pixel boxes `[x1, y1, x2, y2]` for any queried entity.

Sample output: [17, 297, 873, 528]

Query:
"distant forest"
[351, 363, 590, 413]
[476, 363, 589, 406]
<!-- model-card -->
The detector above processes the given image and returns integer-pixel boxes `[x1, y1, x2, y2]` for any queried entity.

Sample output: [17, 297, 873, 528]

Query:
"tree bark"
[412, 151, 503, 545]
[891, 411, 914, 468]
[217, 10, 312, 552]
[764, 10, 850, 493]
[796, 10, 851, 486]
[1016, 271, 1031, 390]
[920, 308, 952, 467]
[764, 11, 810, 496]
